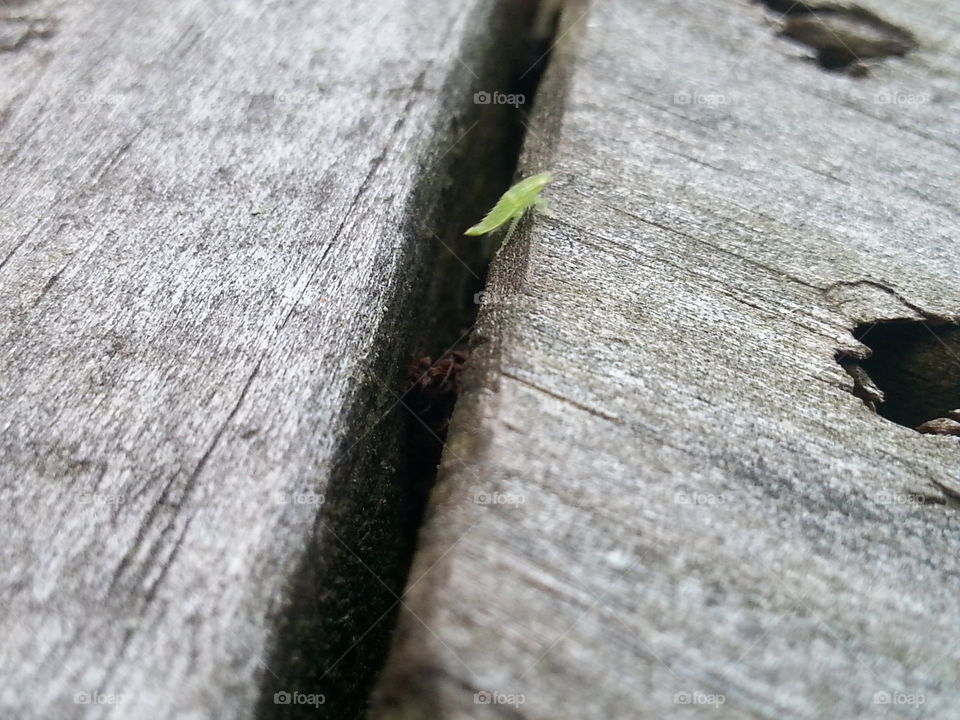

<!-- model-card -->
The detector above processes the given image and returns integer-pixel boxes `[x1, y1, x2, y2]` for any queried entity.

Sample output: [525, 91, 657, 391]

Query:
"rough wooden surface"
[0, 1, 528, 718]
[373, 1, 960, 718]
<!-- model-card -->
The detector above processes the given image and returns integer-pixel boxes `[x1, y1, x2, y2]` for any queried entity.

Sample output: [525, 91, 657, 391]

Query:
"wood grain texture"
[373, 1, 960, 718]
[0, 0, 529, 718]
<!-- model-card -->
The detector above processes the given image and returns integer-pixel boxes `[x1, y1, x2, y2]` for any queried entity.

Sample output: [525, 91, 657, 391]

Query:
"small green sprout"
[464, 171, 552, 244]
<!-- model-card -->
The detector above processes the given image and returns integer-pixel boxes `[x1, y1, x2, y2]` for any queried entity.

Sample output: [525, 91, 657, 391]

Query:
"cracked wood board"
[0, 0, 529, 718]
[372, 0, 960, 718]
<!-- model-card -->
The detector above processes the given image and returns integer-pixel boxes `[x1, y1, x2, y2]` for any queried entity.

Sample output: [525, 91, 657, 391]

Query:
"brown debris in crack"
[405, 350, 470, 453]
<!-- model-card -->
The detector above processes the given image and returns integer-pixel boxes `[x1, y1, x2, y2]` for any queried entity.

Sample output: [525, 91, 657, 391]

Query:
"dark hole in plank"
[757, 1, 917, 75]
[839, 321, 960, 433]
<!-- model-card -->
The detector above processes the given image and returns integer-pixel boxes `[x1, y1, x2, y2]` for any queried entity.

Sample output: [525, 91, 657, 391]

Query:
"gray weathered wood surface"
[0, 0, 527, 718]
[373, 0, 960, 718]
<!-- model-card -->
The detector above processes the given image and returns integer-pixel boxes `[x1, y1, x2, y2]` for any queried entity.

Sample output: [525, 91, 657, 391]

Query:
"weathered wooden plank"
[0, 0, 531, 718]
[373, 1, 960, 718]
